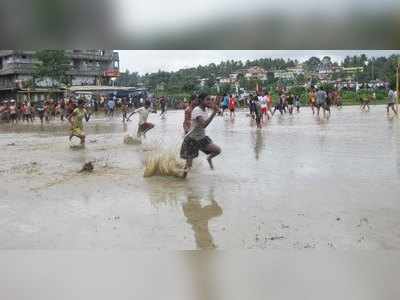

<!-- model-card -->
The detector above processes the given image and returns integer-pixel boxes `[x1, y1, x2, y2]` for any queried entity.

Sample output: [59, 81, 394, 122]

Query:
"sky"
[118, 50, 400, 75]
[117, 0, 397, 34]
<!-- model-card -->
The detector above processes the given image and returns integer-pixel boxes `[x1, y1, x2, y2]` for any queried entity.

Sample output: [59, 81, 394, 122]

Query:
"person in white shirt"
[128, 101, 154, 138]
[180, 93, 221, 178]
[387, 84, 398, 115]
[258, 93, 269, 121]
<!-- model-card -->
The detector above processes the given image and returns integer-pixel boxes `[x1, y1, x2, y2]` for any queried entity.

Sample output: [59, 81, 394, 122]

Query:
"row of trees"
[116, 54, 399, 95]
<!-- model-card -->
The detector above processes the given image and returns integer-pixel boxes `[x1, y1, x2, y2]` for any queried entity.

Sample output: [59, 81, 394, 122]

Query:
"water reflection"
[251, 130, 265, 160]
[182, 187, 223, 250]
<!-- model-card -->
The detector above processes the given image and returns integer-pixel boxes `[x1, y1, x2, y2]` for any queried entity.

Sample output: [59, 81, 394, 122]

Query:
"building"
[0, 50, 120, 101]
[243, 66, 268, 81]
[229, 73, 239, 82]
[342, 66, 364, 76]
[274, 70, 295, 80]
[219, 77, 231, 84]
[287, 67, 304, 75]
[199, 78, 208, 87]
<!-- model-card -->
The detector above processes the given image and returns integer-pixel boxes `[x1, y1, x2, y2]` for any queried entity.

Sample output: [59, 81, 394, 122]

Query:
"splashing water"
[143, 147, 186, 178]
[123, 134, 142, 145]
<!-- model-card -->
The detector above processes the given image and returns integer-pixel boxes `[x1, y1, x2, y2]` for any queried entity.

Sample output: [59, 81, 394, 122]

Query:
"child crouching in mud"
[68, 98, 91, 145]
[180, 93, 221, 178]
[127, 100, 154, 138]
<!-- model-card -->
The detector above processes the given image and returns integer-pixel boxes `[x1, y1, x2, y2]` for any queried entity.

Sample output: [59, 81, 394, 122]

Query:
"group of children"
[68, 93, 221, 179]
[0, 98, 81, 124]
[245, 91, 303, 128]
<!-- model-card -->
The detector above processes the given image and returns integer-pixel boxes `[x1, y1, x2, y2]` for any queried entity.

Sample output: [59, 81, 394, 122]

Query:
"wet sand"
[0, 106, 399, 249]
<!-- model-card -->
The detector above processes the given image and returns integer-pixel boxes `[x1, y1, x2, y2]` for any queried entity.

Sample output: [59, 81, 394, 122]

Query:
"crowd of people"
[0, 83, 398, 178]
[207, 86, 342, 129]
[0, 98, 78, 124]
[0, 94, 169, 124]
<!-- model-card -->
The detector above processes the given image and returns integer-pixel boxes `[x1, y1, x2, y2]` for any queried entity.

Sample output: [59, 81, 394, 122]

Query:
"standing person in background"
[180, 93, 221, 178]
[258, 92, 268, 121]
[336, 90, 343, 108]
[360, 95, 370, 112]
[3, 100, 10, 122]
[316, 87, 328, 118]
[121, 97, 129, 123]
[287, 93, 294, 115]
[159, 96, 167, 118]
[228, 94, 237, 119]
[59, 98, 66, 121]
[66, 98, 77, 119]
[253, 95, 262, 128]
[29, 100, 36, 121]
[295, 95, 301, 113]
[9, 100, 18, 124]
[308, 87, 317, 114]
[36, 100, 45, 125]
[107, 96, 115, 118]
[221, 93, 229, 116]
[281, 92, 288, 113]
[272, 92, 285, 116]
[26, 101, 33, 122]
[21, 101, 28, 122]
[387, 85, 398, 115]
[248, 94, 256, 119]
[44, 100, 50, 122]
[16, 101, 22, 122]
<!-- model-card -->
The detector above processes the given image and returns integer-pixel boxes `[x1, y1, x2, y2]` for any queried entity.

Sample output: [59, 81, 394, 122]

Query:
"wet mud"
[0, 106, 399, 249]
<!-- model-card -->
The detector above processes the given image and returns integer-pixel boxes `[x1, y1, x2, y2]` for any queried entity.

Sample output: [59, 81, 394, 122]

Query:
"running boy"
[129, 100, 155, 138]
[180, 93, 221, 178]
[68, 99, 91, 145]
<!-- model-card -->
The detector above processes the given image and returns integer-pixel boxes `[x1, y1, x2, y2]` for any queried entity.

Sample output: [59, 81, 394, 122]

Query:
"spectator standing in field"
[316, 87, 328, 118]
[387, 85, 398, 115]
[228, 94, 237, 119]
[294, 95, 301, 112]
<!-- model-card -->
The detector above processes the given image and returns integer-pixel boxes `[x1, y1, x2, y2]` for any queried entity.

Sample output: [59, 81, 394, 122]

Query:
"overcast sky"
[118, 50, 400, 75]
[117, 0, 397, 34]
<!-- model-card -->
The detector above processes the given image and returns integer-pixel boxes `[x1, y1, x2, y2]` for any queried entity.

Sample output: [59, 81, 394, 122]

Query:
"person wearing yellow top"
[308, 88, 317, 115]
[68, 98, 91, 145]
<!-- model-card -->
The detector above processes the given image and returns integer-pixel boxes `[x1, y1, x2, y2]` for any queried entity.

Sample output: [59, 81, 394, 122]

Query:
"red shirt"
[228, 98, 236, 109]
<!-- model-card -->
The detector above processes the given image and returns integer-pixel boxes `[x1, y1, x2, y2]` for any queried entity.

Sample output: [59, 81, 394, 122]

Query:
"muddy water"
[0, 106, 399, 249]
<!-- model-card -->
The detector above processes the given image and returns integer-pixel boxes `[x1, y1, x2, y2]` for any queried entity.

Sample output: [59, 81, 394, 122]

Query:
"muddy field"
[0, 106, 399, 249]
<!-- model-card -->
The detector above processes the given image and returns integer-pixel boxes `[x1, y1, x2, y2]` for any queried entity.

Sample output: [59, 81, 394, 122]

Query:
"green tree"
[303, 57, 321, 72]
[116, 70, 140, 86]
[33, 50, 70, 87]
